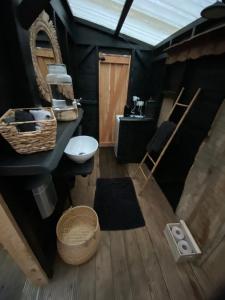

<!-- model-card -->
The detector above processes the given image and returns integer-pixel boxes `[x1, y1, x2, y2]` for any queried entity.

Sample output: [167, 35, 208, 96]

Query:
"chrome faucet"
[73, 97, 82, 107]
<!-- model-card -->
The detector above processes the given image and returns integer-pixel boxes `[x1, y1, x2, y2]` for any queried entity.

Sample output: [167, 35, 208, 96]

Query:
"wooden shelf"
[165, 23, 225, 52]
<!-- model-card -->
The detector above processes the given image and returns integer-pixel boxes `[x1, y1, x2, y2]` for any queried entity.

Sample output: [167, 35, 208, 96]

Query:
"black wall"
[0, 1, 154, 274]
[2, 0, 225, 216]
[0, 33, 14, 116]
[55, 20, 153, 139]
[0, 0, 41, 115]
[48, 0, 155, 139]
[0, 0, 154, 151]
[152, 53, 225, 210]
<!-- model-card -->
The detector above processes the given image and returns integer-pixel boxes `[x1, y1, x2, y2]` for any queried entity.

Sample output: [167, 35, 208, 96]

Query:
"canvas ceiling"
[67, 0, 215, 45]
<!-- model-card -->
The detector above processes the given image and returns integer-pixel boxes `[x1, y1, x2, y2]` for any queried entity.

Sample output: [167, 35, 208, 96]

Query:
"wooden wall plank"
[0, 194, 48, 286]
[176, 100, 225, 254]
[176, 100, 225, 295]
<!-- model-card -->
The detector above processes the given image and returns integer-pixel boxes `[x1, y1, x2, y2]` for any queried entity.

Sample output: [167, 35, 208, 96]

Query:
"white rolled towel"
[30, 109, 51, 121]
[171, 225, 185, 241]
[177, 240, 193, 255]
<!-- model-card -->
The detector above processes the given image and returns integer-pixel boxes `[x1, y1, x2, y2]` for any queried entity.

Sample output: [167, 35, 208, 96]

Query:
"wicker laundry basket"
[0, 108, 56, 154]
[56, 206, 100, 265]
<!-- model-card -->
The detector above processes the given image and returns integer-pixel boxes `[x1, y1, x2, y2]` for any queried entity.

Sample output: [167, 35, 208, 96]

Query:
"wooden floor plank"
[110, 231, 133, 300]
[123, 229, 152, 300]
[191, 264, 212, 299]
[131, 171, 205, 300]
[70, 152, 99, 300]
[0, 194, 48, 286]
[36, 258, 78, 300]
[3, 148, 209, 300]
[134, 227, 171, 300]
[99, 147, 128, 178]
[95, 231, 114, 300]
[76, 256, 96, 300]
[0, 251, 26, 300]
[21, 280, 40, 300]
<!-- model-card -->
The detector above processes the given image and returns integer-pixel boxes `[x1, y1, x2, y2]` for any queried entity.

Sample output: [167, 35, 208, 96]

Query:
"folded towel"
[147, 121, 176, 154]
[3, 116, 15, 124]
[15, 110, 36, 132]
[30, 109, 51, 121]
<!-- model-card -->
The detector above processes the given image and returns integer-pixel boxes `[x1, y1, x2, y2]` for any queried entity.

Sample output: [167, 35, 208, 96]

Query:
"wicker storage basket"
[53, 107, 78, 121]
[56, 206, 100, 265]
[0, 108, 57, 154]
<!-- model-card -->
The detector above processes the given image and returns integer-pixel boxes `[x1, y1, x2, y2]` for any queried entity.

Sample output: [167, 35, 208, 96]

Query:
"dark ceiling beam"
[114, 0, 134, 36]
[17, 0, 51, 29]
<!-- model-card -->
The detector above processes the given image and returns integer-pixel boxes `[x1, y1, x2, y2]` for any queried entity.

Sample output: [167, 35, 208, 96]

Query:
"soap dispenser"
[145, 97, 157, 119]
[123, 104, 130, 117]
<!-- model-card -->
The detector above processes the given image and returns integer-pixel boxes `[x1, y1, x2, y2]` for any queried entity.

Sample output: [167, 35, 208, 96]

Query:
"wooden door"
[99, 53, 131, 146]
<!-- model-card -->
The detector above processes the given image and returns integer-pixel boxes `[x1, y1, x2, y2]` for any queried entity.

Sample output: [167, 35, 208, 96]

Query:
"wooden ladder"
[134, 87, 201, 193]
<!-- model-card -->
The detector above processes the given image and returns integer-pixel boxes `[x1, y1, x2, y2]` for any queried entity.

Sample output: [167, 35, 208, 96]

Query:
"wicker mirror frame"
[29, 11, 63, 102]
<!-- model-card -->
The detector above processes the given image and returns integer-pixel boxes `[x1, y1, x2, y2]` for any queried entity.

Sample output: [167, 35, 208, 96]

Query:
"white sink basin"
[64, 135, 98, 164]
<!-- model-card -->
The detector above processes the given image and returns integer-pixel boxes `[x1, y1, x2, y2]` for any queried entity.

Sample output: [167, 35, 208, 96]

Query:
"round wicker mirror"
[29, 11, 63, 102]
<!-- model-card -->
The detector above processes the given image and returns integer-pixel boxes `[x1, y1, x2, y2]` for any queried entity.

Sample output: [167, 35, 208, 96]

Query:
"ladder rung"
[139, 166, 148, 180]
[136, 87, 201, 194]
[176, 103, 188, 108]
[146, 154, 156, 165]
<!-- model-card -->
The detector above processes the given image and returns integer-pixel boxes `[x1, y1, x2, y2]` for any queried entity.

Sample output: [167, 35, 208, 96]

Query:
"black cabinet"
[115, 116, 156, 163]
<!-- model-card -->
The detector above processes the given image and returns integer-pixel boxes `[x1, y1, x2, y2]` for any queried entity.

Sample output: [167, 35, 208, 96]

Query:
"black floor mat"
[94, 177, 145, 230]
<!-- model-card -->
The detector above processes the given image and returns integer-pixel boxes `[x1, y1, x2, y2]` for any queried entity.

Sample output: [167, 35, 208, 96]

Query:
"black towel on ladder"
[146, 121, 176, 154]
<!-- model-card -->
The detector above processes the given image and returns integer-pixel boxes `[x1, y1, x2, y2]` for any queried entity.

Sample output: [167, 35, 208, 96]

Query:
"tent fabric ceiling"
[67, 0, 215, 46]
[67, 0, 125, 31]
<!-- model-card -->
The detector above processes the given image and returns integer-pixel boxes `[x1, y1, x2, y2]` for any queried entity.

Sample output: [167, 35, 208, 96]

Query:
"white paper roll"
[171, 226, 185, 241]
[177, 240, 192, 255]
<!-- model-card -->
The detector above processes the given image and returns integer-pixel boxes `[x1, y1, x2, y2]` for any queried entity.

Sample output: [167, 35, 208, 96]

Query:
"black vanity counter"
[0, 109, 83, 176]
[0, 109, 83, 278]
